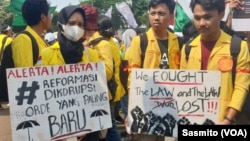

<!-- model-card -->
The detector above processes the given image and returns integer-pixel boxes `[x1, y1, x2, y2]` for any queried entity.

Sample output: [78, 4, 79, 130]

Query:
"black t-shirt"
[157, 39, 169, 69]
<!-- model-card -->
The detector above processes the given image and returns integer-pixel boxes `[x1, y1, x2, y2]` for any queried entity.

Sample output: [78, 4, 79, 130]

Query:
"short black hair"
[190, 0, 225, 13]
[22, 0, 50, 26]
[148, 0, 176, 14]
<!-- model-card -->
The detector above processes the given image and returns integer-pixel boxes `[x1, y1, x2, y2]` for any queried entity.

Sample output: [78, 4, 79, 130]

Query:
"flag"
[49, 6, 57, 14]
[49, 6, 57, 19]
[105, 6, 112, 18]
[7, 0, 26, 26]
[174, 1, 192, 32]
[7, 0, 57, 26]
[115, 2, 138, 28]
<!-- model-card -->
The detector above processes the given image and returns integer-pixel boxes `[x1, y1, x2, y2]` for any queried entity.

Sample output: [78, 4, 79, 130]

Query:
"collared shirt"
[180, 30, 250, 121]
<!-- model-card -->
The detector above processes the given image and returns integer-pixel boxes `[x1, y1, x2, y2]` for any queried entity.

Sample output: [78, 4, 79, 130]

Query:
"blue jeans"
[120, 94, 128, 117]
[106, 102, 121, 141]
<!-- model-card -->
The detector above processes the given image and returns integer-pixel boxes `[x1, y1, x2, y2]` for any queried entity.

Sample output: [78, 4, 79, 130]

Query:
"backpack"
[184, 34, 250, 121]
[120, 32, 183, 93]
[0, 31, 39, 102]
[89, 37, 118, 101]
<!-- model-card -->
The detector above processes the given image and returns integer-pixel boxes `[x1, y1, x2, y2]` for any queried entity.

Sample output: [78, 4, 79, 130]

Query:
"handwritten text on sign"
[128, 69, 221, 138]
[7, 62, 112, 141]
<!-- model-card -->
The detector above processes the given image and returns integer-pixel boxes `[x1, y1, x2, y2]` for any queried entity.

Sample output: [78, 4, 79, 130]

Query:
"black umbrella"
[16, 120, 40, 141]
[90, 109, 109, 129]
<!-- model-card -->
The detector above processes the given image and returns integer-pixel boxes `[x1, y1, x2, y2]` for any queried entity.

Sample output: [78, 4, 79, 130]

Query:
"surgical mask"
[59, 23, 84, 42]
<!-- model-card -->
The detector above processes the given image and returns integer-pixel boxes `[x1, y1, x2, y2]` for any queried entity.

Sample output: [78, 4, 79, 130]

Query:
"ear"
[41, 14, 48, 23]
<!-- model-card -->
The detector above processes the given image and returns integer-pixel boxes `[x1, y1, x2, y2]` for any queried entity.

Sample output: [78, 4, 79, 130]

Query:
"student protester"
[97, 15, 126, 124]
[121, 28, 138, 52]
[180, 0, 250, 125]
[119, 28, 141, 118]
[223, 0, 250, 124]
[81, 4, 113, 84]
[97, 14, 126, 126]
[81, 4, 121, 141]
[0, 24, 13, 106]
[126, 0, 181, 141]
[40, 5, 100, 141]
[0, 0, 51, 107]
[11, 0, 51, 67]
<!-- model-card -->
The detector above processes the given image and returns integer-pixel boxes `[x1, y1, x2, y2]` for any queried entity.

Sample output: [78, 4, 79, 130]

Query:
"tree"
[131, 0, 150, 29]
[79, 0, 149, 30]
[0, 0, 12, 25]
[50, 11, 59, 32]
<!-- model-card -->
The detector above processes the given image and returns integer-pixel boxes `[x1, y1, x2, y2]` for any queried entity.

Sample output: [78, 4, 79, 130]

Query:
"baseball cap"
[45, 32, 57, 43]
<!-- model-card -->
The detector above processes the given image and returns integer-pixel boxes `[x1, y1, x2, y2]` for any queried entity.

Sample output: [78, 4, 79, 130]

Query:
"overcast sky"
[49, 0, 81, 11]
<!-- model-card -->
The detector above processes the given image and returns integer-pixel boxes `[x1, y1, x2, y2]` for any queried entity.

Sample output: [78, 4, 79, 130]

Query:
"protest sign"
[7, 62, 112, 141]
[128, 69, 221, 137]
[232, 0, 250, 31]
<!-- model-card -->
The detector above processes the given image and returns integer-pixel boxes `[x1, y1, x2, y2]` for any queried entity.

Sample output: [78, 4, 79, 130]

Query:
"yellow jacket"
[123, 47, 130, 61]
[180, 30, 250, 122]
[12, 26, 48, 67]
[128, 28, 181, 89]
[40, 42, 99, 65]
[108, 38, 125, 102]
[88, 32, 113, 81]
[0, 34, 12, 52]
[39, 41, 115, 101]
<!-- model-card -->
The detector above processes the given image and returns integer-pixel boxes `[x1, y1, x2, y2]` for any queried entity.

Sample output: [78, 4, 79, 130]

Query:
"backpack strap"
[20, 31, 39, 65]
[177, 36, 183, 50]
[88, 37, 106, 46]
[184, 34, 200, 61]
[230, 34, 241, 87]
[139, 32, 148, 67]
[0, 36, 8, 61]
[184, 39, 193, 61]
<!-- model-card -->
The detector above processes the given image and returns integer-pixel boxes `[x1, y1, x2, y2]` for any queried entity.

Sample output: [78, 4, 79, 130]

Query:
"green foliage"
[0, 0, 13, 25]
[3, 0, 150, 32]
[50, 11, 59, 32]
[79, 0, 149, 30]
[131, 0, 149, 28]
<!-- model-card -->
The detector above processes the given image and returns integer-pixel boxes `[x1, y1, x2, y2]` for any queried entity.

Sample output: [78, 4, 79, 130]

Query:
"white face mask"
[60, 23, 84, 42]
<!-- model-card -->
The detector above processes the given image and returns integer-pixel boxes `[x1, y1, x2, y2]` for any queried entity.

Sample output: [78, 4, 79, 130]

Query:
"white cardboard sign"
[128, 69, 221, 137]
[7, 62, 112, 141]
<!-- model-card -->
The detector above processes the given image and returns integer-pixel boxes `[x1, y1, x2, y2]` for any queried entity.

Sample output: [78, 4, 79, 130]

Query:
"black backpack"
[0, 31, 39, 102]
[184, 34, 250, 121]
